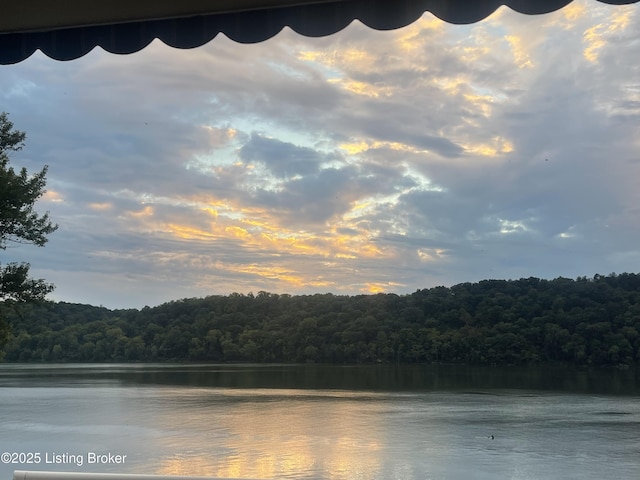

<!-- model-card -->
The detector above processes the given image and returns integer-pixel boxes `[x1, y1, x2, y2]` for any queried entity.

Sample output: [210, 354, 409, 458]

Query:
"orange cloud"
[504, 35, 534, 69]
[584, 8, 634, 62]
[43, 190, 64, 203]
[88, 202, 112, 211]
[128, 205, 154, 218]
[362, 281, 406, 294]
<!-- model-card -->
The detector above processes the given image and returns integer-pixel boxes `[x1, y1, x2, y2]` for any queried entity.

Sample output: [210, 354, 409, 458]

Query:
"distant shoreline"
[2, 274, 639, 367]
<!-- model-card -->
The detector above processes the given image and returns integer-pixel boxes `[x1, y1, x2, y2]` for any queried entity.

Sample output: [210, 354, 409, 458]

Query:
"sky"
[1, 1, 639, 309]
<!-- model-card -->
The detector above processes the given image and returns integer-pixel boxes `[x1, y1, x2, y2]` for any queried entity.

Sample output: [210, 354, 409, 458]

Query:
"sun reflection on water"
[150, 389, 385, 479]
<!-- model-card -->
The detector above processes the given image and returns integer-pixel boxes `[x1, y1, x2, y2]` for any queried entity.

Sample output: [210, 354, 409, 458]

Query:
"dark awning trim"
[1, 0, 638, 65]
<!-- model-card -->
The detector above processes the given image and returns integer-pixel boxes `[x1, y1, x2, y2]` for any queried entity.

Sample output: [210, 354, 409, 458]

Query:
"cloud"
[2, 1, 640, 308]
[238, 133, 325, 178]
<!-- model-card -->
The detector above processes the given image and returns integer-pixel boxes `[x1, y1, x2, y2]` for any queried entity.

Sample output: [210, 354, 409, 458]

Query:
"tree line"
[1, 273, 639, 366]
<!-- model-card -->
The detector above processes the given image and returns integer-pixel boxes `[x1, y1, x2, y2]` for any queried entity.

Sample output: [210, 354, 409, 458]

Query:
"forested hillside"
[1, 273, 639, 366]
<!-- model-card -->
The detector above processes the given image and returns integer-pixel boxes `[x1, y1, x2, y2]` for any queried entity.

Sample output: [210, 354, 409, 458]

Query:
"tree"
[1, 112, 58, 352]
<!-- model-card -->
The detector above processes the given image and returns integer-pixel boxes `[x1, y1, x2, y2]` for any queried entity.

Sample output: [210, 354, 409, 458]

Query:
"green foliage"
[2, 273, 640, 366]
[0, 113, 58, 252]
[0, 263, 55, 301]
[1, 112, 58, 353]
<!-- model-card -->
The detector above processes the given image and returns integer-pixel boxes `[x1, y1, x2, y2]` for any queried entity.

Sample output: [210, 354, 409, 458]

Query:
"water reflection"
[146, 388, 385, 478]
[1, 363, 638, 394]
[0, 364, 639, 480]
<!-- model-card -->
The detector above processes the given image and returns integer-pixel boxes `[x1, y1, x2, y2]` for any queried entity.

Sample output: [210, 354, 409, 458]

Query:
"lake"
[1, 364, 639, 480]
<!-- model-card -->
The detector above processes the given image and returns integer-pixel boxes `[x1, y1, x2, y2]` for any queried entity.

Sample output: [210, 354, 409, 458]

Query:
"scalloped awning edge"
[1, 0, 638, 65]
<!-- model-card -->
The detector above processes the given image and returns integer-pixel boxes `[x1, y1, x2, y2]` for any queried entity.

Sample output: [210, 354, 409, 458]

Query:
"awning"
[1, 0, 638, 64]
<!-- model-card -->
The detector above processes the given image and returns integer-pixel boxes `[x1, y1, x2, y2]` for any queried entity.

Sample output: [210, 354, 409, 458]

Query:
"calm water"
[0, 364, 639, 480]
